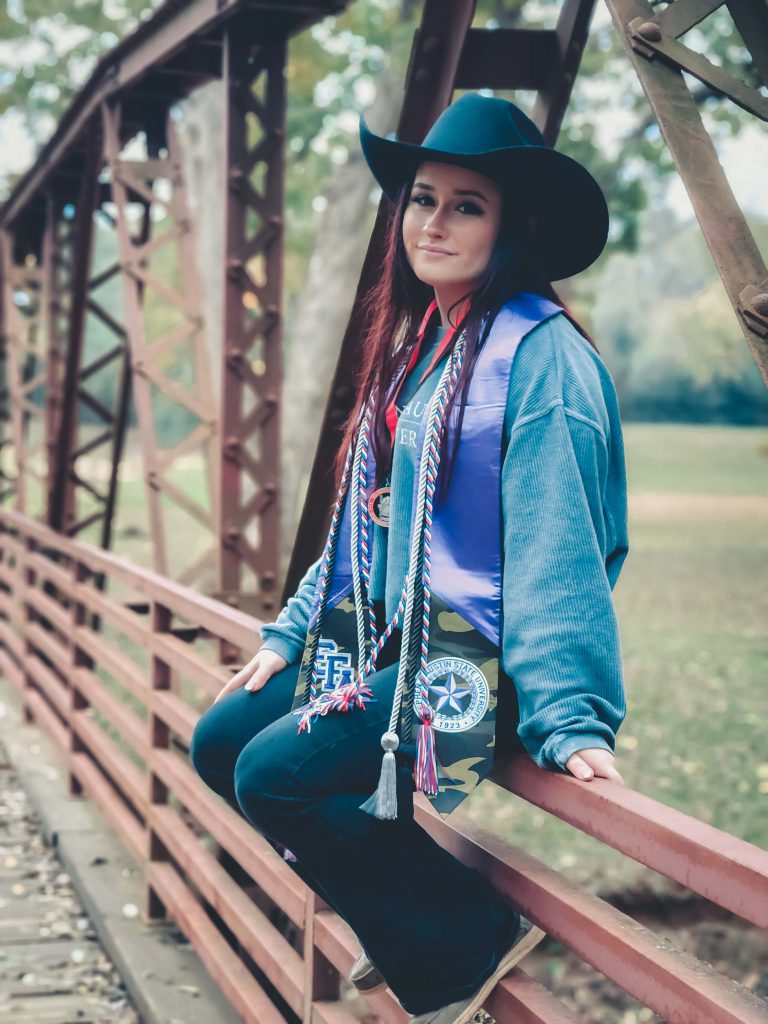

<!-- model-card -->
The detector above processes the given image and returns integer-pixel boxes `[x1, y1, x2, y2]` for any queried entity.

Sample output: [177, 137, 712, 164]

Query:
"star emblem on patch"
[429, 672, 472, 714]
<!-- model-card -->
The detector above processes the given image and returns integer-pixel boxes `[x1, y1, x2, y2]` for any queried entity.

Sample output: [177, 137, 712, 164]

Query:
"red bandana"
[384, 299, 469, 448]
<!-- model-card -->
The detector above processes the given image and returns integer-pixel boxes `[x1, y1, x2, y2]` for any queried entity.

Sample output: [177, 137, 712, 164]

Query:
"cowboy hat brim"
[359, 114, 609, 281]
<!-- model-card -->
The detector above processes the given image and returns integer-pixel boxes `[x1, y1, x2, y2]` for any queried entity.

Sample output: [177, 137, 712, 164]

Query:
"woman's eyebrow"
[412, 181, 488, 202]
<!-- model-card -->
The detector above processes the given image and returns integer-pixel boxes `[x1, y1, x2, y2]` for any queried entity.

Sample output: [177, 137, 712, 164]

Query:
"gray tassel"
[360, 731, 400, 820]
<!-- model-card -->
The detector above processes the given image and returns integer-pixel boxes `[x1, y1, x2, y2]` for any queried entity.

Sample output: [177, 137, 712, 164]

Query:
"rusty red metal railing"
[1, 505, 766, 1024]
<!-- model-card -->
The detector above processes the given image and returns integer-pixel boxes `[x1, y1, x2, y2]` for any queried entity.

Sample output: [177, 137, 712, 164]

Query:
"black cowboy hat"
[359, 91, 609, 282]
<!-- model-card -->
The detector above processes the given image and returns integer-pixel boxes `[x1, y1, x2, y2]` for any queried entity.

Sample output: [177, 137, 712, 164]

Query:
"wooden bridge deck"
[0, 736, 140, 1023]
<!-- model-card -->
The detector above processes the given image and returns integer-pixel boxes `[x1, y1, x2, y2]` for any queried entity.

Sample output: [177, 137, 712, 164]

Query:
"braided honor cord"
[360, 331, 467, 820]
[293, 393, 377, 730]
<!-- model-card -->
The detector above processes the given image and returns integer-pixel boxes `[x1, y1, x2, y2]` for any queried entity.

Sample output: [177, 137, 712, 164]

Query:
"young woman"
[191, 92, 628, 1024]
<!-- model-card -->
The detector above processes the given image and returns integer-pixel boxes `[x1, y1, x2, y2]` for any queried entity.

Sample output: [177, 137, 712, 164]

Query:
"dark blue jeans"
[190, 635, 520, 1015]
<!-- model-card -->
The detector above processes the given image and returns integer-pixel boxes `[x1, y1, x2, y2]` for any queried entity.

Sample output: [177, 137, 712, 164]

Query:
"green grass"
[622, 422, 768, 495]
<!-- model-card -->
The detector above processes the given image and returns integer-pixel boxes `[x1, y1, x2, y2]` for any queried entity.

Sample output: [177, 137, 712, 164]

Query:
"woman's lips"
[418, 247, 456, 256]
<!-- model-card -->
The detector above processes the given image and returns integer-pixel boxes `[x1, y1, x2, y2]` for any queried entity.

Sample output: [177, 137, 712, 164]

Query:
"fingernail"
[581, 769, 593, 779]
[244, 683, 253, 691]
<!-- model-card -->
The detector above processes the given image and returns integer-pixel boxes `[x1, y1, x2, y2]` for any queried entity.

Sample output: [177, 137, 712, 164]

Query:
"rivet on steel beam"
[262, 571, 276, 587]
[226, 526, 241, 542]
[266, 304, 280, 319]
[147, 471, 159, 491]
[224, 437, 241, 458]
[415, 68, 431, 85]
[269, 215, 282, 228]
[263, 598, 275, 611]
[637, 21, 662, 41]
[226, 346, 244, 368]
[422, 36, 442, 55]
[752, 293, 768, 316]
[227, 258, 244, 280]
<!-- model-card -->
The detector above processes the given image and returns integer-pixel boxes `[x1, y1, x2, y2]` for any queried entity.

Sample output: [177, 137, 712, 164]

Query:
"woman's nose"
[424, 206, 447, 233]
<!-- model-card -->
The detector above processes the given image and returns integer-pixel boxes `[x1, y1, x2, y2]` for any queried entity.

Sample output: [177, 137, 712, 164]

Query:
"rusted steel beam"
[42, 197, 72, 511]
[48, 135, 103, 535]
[147, 860, 286, 1024]
[21, 523, 262, 652]
[73, 709, 149, 816]
[146, 598, 173, 923]
[286, 0, 477, 599]
[24, 684, 69, 752]
[101, 100, 219, 585]
[604, 0, 768, 384]
[418, 805, 768, 1024]
[0, 0, 348, 231]
[454, 28, 560, 91]
[532, 0, 600, 145]
[494, 754, 768, 930]
[303, 892, 342, 1023]
[0, 237, 45, 515]
[73, 665, 147, 754]
[217, 24, 286, 621]
[151, 689, 199, 743]
[152, 748, 308, 925]
[70, 749, 146, 861]
[153, 805, 306, 1016]
[25, 651, 69, 720]
[487, 970, 583, 1024]
[728, 0, 768, 87]
[632, 3, 768, 119]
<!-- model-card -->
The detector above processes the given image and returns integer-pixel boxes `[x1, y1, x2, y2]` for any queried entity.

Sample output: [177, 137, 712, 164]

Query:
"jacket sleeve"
[501, 401, 627, 771]
[259, 556, 323, 665]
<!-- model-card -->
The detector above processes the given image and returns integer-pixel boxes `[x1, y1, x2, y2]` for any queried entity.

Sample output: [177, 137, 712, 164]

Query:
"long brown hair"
[333, 173, 598, 503]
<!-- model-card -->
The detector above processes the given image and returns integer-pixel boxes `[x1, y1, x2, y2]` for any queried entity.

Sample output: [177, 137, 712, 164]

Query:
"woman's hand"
[565, 747, 624, 785]
[213, 648, 288, 704]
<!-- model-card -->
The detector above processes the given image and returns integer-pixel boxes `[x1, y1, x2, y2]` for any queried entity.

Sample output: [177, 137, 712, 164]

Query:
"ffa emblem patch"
[414, 657, 490, 733]
[315, 637, 355, 692]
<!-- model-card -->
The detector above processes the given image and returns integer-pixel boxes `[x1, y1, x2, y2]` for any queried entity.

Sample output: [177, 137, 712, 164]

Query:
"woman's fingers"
[565, 748, 625, 785]
[245, 650, 288, 692]
[565, 752, 595, 780]
[212, 649, 288, 703]
[213, 655, 263, 704]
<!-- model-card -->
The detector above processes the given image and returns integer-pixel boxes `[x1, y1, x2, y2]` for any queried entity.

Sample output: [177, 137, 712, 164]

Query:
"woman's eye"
[409, 194, 482, 215]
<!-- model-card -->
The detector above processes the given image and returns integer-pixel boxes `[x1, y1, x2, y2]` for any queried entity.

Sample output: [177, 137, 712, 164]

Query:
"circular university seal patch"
[368, 486, 391, 527]
[414, 657, 490, 733]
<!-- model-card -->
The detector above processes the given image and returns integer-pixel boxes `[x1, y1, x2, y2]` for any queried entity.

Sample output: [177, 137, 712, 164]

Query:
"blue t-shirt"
[368, 323, 450, 611]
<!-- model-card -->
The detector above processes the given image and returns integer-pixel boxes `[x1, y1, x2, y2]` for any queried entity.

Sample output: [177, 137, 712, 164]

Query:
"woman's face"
[401, 160, 503, 295]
